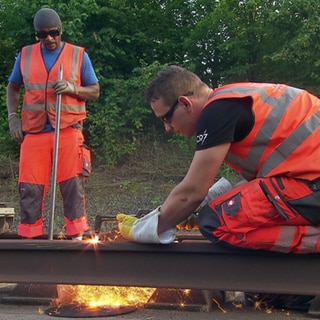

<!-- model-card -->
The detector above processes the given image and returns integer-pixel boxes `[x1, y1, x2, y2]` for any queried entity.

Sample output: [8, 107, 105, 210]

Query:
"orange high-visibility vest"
[206, 83, 320, 181]
[20, 42, 86, 132]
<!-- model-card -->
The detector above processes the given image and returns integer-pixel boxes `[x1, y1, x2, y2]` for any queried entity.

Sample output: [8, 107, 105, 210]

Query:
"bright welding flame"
[86, 236, 100, 244]
[57, 285, 155, 307]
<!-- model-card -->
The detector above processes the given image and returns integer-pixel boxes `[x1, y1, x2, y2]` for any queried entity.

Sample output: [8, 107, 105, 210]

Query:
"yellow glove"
[116, 207, 176, 243]
[116, 213, 137, 241]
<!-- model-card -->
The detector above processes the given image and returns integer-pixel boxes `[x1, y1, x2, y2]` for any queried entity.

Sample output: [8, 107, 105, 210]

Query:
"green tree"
[87, 61, 168, 166]
[184, 0, 320, 93]
[1, 0, 320, 164]
[267, 0, 320, 94]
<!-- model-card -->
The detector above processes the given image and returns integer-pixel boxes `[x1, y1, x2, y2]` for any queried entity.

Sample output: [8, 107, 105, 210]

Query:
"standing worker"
[6, 8, 100, 239]
[117, 65, 320, 254]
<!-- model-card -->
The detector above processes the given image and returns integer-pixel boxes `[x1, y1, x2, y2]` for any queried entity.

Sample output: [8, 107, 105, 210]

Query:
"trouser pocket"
[288, 178, 320, 224]
[78, 144, 92, 177]
[260, 176, 316, 221]
[259, 179, 296, 220]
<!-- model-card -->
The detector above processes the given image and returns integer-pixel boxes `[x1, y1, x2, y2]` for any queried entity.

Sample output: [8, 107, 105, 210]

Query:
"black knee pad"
[198, 205, 221, 243]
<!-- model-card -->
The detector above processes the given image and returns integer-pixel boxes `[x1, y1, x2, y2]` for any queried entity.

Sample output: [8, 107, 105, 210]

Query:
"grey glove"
[53, 79, 76, 95]
[8, 114, 23, 143]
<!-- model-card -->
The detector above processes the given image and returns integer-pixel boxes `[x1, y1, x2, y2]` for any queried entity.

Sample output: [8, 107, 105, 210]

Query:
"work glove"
[117, 207, 176, 244]
[53, 79, 76, 95]
[8, 114, 23, 143]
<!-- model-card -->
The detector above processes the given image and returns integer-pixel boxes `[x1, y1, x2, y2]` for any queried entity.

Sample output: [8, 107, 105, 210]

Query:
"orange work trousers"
[17, 127, 89, 238]
[198, 176, 320, 253]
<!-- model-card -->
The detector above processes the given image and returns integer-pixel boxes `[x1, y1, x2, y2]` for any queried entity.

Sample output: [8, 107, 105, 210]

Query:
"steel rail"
[0, 239, 320, 295]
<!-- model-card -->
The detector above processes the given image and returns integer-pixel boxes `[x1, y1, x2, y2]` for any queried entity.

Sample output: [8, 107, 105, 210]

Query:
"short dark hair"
[145, 65, 207, 106]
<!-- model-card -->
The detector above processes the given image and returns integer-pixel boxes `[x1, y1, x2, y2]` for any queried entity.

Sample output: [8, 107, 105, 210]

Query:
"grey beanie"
[33, 8, 61, 30]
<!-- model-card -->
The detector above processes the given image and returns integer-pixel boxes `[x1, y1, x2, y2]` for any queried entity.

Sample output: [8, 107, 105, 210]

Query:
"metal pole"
[48, 64, 63, 240]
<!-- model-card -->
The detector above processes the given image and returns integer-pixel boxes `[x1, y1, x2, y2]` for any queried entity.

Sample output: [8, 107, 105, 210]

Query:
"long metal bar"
[48, 64, 63, 240]
[0, 240, 320, 295]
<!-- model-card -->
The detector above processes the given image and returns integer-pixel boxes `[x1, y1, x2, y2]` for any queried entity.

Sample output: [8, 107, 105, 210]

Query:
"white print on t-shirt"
[197, 129, 208, 145]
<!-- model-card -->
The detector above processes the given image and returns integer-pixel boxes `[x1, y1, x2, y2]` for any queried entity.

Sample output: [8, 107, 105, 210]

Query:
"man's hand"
[116, 207, 176, 244]
[8, 114, 23, 143]
[53, 79, 76, 95]
[116, 213, 137, 241]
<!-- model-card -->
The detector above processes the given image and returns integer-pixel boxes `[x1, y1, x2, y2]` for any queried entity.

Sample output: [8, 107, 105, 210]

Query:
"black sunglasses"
[36, 28, 60, 39]
[160, 100, 179, 124]
[160, 92, 193, 124]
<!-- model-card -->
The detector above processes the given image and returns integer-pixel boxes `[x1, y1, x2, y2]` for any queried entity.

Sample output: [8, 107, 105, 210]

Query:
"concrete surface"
[0, 301, 318, 320]
[0, 284, 319, 320]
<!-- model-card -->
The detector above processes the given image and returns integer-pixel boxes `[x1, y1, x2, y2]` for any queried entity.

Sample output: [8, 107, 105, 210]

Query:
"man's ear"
[179, 96, 192, 112]
[179, 95, 191, 106]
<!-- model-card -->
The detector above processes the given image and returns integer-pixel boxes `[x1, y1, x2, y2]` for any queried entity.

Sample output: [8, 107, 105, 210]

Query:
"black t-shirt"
[196, 97, 254, 150]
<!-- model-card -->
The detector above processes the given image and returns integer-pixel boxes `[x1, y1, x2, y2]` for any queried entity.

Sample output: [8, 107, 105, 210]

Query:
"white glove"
[117, 207, 176, 244]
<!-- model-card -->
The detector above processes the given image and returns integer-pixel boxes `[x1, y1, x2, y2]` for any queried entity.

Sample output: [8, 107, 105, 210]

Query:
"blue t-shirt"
[8, 42, 98, 133]
[8, 42, 98, 85]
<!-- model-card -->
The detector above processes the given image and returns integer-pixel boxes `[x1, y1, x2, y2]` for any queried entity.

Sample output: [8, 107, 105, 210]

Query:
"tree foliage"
[1, 0, 320, 165]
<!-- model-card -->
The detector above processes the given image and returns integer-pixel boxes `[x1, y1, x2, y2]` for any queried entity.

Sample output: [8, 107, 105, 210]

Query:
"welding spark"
[183, 289, 191, 295]
[231, 301, 243, 309]
[213, 298, 227, 313]
[58, 232, 67, 240]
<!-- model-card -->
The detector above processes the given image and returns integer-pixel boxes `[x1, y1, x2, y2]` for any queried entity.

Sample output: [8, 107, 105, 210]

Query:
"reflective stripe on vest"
[20, 42, 86, 132]
[206, 83, 320, 181]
